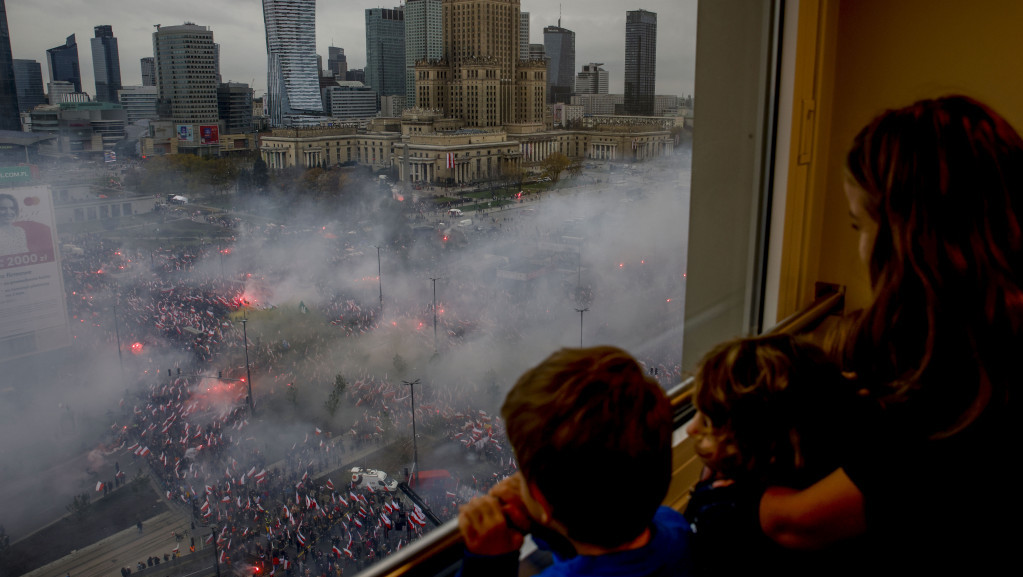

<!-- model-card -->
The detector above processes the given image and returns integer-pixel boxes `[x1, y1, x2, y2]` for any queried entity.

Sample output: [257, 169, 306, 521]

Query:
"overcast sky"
[6, 0, 696, 98]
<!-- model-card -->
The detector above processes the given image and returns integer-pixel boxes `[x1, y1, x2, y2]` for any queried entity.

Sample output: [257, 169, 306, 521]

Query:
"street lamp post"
[577, 252, 582, 289]
[375, 245, 383, 315]
[211, 527, 221, 577]
[429, 277, 440, 353]
[575, 307, 589, 348]
[111, 288, 125, 385]
[241, 318, 254, 412]
[402, 378, 421, 482]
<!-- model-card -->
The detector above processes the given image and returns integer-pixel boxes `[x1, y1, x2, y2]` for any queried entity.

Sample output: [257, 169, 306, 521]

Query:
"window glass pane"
[0, 2, 768, 577]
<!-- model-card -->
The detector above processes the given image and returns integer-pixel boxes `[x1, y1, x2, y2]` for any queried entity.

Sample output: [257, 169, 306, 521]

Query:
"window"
[1, 2, 795, 576]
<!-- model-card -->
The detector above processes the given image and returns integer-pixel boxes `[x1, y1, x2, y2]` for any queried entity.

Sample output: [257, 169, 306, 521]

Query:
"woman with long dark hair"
[759, 95, 1018, 571]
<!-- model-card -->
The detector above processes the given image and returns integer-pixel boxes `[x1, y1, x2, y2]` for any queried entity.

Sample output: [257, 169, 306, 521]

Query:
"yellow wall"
[787, 0, 1023, 315]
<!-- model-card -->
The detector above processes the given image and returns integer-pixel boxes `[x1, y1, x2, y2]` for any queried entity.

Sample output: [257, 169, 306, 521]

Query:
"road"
[21, 510, 199, 577]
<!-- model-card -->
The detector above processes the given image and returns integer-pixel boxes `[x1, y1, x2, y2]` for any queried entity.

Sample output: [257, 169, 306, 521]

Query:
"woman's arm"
[759, 468, 866, 550]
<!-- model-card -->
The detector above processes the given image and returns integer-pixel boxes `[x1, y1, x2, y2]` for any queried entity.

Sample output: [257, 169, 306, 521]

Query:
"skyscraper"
[443, 0, 519, 76]
[117, 85, 159, 123]
[13, 60, 46, 112]
[366, 6, 405, 105]
[519, 12, 530, 61]
[404, 0, 441, 110]
[624, 9, 656, 115]
[575, 62, 608, 95]
[414, 0, 543, 126]
[0, 1, 20, 129]
[262, 0, 324, 126]
[46, 34, 81, 94]
[214, 43, 222, 84]
[327, 46, 347, 78]
[152, 23, 219, 125]
[543, 24, 575, 104]
[140, 57, 155, 86]
[218, 82, 254, 134]
[46, 80, 75, 105]
[91, 25, 122, 103]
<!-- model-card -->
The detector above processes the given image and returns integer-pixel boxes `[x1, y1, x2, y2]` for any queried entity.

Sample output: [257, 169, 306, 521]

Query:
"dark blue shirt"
[461, 506, 692, 577]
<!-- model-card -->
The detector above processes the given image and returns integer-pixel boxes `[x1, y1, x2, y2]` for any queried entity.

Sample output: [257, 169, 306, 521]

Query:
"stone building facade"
[258, 107, 674, 183]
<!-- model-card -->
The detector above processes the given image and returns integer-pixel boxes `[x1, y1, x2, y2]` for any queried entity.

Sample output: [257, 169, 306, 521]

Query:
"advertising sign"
[177, 124, 194, 142]
[0, 166, 31, 184]
[0, 185, 69, 360]
[199, 125, 219, 145]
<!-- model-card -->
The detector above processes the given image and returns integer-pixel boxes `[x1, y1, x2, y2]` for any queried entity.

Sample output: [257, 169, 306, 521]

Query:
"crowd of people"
[96, 359, 523, 575]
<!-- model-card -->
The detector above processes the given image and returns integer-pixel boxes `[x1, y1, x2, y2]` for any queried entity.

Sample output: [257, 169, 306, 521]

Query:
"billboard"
[0, 185, 70, 361]
[0, 166, 31, 184]
[177, 124, 194, 142]
[199, 125, 219, 145]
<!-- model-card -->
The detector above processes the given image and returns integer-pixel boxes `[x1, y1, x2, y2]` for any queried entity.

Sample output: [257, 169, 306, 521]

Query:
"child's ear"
[528, 481, 554, 525]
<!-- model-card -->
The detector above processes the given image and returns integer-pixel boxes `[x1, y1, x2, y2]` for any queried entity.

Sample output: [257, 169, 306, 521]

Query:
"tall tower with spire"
[416, 0, 545, 127]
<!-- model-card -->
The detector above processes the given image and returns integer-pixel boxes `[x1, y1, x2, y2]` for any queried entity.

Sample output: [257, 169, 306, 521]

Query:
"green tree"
[484, 368, 500, 401]
[541, 152, 571, 183]
[312, 168, 347, 199]
[392, 353, 408, 377]
[207, 158, 239, 196]
[501, 163, 526, 189]
[66, 492, 92, 520]
[252, 157, 270, 192]
[301, 167, 325, 194]
[324, 374, 347, 419]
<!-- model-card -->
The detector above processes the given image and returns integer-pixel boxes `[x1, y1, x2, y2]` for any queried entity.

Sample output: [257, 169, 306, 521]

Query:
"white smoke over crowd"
[0, 148, 690, 555]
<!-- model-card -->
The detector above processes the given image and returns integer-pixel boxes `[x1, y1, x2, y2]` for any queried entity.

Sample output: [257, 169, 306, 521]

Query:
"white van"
[448, 209, 463, 217]
[350, 467, 399, 492]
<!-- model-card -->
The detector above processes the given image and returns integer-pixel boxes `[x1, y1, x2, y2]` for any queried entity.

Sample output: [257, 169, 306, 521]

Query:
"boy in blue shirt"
[458, 346, 691, 577]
